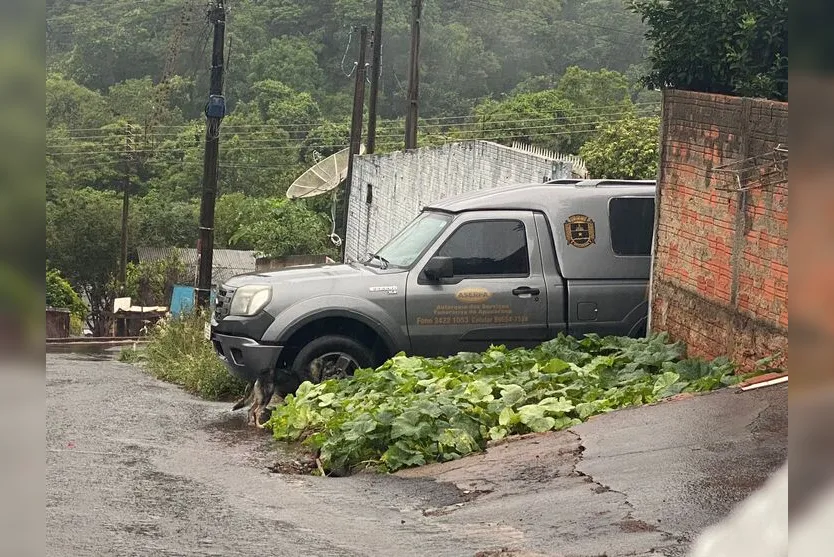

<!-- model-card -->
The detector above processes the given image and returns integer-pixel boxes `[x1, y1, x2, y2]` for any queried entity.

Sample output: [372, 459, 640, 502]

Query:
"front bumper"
[210, 331, 284, 383]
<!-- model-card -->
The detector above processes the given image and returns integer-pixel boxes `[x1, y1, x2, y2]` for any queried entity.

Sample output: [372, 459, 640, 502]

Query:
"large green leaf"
[526, 416, 557, 433]
[537, 397, 576, 414]
[465, 380, 495, 403]
[497, 383, 526, 406]
[381, 441, 426, 471]
[390, 411, 427, 439]
[498, 407, 518, 427]
[652, 371, 682, 396]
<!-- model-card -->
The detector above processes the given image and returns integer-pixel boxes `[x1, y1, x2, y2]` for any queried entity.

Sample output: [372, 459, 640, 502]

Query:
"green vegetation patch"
[135, 311, 246, 401]
[267, 333, 759, 474]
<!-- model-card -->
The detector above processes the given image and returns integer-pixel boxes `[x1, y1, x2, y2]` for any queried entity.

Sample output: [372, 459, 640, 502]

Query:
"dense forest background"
[47, 0, 652, 121]
[46, 0, 659, 330]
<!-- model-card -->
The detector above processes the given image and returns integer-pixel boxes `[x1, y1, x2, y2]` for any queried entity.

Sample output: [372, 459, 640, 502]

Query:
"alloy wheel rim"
[309, 351, 360, 382]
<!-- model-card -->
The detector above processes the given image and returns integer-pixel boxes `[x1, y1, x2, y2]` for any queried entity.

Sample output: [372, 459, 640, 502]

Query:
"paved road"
[47, 351, 787, 557]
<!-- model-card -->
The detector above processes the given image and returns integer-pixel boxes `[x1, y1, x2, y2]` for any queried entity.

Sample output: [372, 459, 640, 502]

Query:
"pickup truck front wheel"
[291, 335, 374, 384]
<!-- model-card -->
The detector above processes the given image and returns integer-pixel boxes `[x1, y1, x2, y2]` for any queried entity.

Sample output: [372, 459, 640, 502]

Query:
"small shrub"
[142, 310, 246, 401]
[69, 314, 85, 336]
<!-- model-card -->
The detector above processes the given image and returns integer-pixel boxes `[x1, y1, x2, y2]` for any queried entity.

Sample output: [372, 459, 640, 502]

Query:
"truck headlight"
[229, 285, 272, 316]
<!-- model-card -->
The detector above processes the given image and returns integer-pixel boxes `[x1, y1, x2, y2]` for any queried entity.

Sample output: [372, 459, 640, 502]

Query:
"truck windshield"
[373, 211, 452, 268]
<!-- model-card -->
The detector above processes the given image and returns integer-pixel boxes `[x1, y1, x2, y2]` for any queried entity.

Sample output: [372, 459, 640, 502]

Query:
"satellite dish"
[286, 145, 366, 199]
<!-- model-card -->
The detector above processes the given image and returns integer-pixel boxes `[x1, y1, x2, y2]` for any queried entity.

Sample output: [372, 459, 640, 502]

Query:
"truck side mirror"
[423, 256, 454, 282]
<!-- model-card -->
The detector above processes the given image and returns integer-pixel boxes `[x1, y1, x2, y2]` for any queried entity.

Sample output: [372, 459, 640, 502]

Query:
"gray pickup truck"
[210, 178, 656, 393]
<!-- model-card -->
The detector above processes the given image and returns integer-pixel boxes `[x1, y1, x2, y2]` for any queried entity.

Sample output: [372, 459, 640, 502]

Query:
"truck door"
[406, 211, 549, 357]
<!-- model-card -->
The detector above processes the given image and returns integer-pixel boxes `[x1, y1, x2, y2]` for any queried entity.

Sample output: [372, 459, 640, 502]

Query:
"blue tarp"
[170, 285, 216, 317]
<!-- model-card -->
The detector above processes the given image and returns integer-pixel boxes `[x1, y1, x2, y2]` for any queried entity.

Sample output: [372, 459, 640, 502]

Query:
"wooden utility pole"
[341, 25, 368, 262]
[119, 122, 133, 292]
[404, 0, 422, 149]
[196, 0, 227, 309]
[366, 0, 384, 154]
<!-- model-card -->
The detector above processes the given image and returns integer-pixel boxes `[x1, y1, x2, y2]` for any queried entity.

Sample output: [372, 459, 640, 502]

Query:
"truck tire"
[291, 335, 375, 384]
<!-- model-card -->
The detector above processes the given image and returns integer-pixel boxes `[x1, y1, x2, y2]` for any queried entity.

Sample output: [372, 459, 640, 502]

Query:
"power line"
[47, 101, 661, 135]
[47, 125, 631, 157]
[339, 26, 357, 78]
[48, 122, 650, 152]
[48, 109, 660, 149]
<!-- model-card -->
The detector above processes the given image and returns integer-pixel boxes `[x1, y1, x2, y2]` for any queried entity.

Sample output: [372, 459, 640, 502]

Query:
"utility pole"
[366, 0, 384, 154]
[404, 0, 422, 149]
[119, 122, 133, 293]
[116, 123, 134, 338]
[341, 25, 368, 262]
[196, 0, 227, 309]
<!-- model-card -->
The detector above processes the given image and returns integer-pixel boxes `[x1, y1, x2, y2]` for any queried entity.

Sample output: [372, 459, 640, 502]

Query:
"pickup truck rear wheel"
[291, 335, 374, 384]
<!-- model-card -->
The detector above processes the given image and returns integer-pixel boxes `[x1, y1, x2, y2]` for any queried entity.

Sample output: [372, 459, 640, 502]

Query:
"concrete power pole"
[341, 26, 368, 262]
[404, 0, 422, 149]
[196, 0, 227, 309]
[366, 0, 383, 154]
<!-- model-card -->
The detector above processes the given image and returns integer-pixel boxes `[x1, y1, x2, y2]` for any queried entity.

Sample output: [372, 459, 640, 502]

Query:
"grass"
[122, 310, 246, 401]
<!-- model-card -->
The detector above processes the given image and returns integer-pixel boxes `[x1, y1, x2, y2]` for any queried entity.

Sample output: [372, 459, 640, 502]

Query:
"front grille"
[214, 286, 236, 321]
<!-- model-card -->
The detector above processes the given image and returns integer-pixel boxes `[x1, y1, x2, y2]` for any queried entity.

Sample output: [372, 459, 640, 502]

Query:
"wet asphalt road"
[47, 351, 787, 557]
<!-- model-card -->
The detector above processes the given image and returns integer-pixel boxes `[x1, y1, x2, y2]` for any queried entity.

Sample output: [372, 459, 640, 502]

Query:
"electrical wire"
[47, 125, 625, 156]
[48, 111, 660, 150]
[339, 26, 357, 78]
[47, 101, 661, 136]
[329, 190, 342, 247]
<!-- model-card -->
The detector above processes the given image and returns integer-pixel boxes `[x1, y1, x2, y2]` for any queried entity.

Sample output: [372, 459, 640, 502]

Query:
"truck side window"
[609, 197, 655, 256]
[437, 220, 529, 276]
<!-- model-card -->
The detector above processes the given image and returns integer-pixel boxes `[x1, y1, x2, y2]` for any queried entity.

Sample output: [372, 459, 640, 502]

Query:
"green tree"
[46, 267, 88, 336]
[140, 125, 205, 200]
[124, 255, 189, 307]
[468, 67, 641, 154]
[247, 80, 322, 132]
[246, 37, 325, 95]
[214, 193, 273, 250]
[579, 116, 660, 179]
[473, 90, 580, 153]
[220, 110, 307, 197]
[630, 0, 788, 100]
[554, 66, 631, 113]
[131, 192, 200, 249]
[46, 188, 126, 336]
[107, 76, 190, 128]
[228, 198, 336, 258]
[46, 267, 87, 318]
[47, 119, 135, 198]
[46, 73, 112, 129]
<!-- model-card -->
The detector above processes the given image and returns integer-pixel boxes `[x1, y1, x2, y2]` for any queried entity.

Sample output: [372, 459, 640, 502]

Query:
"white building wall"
[344, 140, 572, 261]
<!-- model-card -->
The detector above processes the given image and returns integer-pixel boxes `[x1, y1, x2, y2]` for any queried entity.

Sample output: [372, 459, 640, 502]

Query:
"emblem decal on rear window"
[564, 214, 596, 248]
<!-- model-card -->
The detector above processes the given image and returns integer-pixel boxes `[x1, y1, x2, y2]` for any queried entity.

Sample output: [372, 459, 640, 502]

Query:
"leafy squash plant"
[266, 333, 760, 474]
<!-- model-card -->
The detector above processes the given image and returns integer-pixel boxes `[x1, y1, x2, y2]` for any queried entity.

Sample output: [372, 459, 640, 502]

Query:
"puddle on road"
[47, 344, 124, 361]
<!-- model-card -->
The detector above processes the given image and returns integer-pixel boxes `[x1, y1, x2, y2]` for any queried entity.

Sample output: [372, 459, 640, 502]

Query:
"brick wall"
[344, 140, 573, 261]
[649, 90, 788, 371]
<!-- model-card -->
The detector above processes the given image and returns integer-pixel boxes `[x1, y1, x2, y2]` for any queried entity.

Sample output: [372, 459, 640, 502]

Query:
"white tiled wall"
[345, 141, 571, 261]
